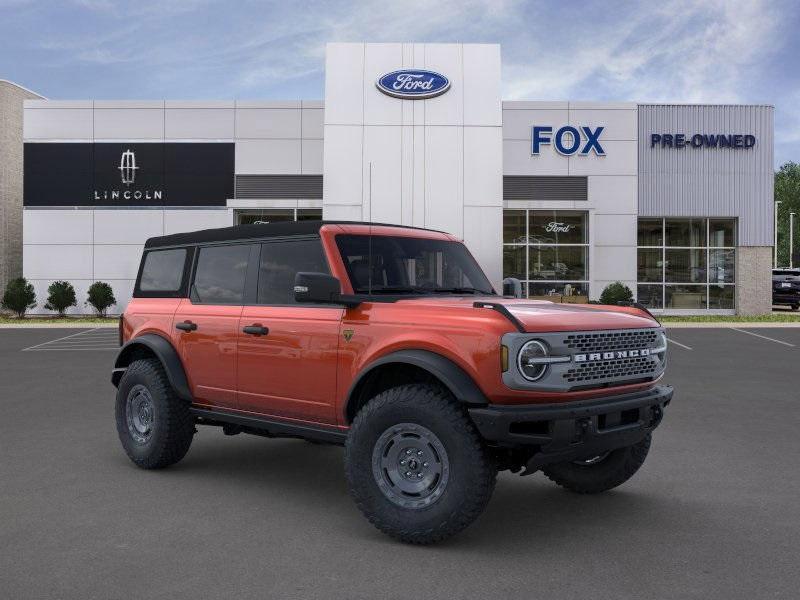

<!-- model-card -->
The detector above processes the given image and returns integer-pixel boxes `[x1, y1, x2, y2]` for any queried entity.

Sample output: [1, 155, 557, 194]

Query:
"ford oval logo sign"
[376, 70, 450, 99]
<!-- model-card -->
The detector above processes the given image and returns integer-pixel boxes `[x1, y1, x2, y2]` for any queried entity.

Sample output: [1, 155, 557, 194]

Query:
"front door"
[236, 237, 342, 424]
[172, 243, 255, 409]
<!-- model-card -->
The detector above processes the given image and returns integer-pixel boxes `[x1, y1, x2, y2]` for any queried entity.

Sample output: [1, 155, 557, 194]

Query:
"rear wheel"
[115, 358, 194, 469]
[345, 383, 496, 544]
[792, 304, 799, 311]
[542, 434, 651, 494]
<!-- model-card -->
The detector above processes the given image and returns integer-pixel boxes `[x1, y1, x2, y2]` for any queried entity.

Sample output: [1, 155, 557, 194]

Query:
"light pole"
[774, 200, 781, 267]
[791, 212, 796, 269]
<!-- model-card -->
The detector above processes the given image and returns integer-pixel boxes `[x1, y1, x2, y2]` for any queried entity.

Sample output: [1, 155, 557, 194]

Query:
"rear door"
[172, 243, 256, 409]
[236, 237, 343, 424]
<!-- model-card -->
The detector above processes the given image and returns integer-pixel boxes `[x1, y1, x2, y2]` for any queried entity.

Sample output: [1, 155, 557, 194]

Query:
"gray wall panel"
[638, 104, 774, 246]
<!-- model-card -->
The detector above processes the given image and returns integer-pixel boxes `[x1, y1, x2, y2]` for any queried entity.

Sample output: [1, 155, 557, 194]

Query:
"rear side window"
[258, 239, 329, 304]
[192, 244, 251, 304]
[139, 248, 187, 292]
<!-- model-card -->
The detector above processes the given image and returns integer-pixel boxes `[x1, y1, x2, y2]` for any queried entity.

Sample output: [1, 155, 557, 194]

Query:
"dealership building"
[1, 42, 774, 315]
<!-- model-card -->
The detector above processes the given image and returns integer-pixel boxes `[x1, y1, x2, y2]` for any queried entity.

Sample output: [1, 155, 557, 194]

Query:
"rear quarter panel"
[122, 298, 182, 343]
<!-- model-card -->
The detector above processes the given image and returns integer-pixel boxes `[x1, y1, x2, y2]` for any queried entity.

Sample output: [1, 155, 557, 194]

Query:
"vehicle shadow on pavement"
[121, 430, 696, 550]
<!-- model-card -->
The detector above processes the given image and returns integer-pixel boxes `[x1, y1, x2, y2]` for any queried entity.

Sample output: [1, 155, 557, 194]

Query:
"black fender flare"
[345, 349, 488, 421]
[111, 333, 193, 402]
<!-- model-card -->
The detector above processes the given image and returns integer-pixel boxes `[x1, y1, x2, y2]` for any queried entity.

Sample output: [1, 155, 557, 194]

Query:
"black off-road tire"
[542, 434, 652, 494]
[345, 383, 497, 545]
[115, 358, 195, 469]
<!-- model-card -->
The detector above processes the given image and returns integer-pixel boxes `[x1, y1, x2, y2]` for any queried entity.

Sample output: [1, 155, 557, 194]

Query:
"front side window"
[258, 239, 330, 304]
[192, 244, 250, 304]
[336, 235, 494, 295]
[139, 248, 187, 292]
[503, 209, 589, 298]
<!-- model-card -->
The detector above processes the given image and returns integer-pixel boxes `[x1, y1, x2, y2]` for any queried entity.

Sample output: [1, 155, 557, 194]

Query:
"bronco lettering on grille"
[574, 348, 651, 363]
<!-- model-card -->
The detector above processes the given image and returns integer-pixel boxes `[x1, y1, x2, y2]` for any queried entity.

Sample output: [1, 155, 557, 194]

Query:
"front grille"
[563, 330, 659, 353]
[564, 356, 656, 384]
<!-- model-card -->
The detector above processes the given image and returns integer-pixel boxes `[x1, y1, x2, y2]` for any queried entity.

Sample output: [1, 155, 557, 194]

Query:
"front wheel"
[542, 434, 652, 494]
[345, 384, 496, 544]
[792, 304, 799, 311]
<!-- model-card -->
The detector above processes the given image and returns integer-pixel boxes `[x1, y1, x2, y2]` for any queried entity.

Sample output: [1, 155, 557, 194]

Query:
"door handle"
[175, 320, 198, 332]
[242, 324, 269, 336]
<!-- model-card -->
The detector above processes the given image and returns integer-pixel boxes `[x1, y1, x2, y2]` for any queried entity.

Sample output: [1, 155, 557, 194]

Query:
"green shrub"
[599, 281, 634, 306]
[1, 277, 37, 318]
[44, 280, 77, 317]
[86, 282, 116, 317]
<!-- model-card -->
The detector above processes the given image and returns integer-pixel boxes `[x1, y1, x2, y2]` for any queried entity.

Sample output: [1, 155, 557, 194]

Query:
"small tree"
[45, 280, 77, 317]
[599, 281, 634, 306]
[86, 282, 116, 317]
[1, 277, 37, 318]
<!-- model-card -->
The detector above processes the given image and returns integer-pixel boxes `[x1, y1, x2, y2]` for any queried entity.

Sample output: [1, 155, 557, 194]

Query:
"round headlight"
[518, 340, 549, 381]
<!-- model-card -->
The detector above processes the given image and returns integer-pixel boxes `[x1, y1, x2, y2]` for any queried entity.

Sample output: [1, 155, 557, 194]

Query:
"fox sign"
[532, 125, 605, 156]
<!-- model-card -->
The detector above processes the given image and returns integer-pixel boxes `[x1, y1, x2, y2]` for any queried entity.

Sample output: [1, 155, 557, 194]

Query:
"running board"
[190, 407, 347, 445]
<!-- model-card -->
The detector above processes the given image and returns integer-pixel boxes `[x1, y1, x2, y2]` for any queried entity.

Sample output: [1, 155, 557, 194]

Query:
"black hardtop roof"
[143, 220, 446, 249]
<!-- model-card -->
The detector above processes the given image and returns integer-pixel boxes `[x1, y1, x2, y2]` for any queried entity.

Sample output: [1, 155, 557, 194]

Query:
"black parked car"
[773, 269, 800, 310]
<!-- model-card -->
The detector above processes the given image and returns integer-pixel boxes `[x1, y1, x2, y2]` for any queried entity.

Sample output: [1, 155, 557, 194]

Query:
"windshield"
[335, 235, 495, 295]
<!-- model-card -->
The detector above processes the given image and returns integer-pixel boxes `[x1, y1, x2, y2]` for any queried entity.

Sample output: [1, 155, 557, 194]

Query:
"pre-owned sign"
[24, 142, 234, 207]
[650, 133, 756, 149]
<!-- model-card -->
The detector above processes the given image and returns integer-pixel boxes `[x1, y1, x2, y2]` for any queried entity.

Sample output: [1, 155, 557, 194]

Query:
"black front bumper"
[469, 385, 673, 470]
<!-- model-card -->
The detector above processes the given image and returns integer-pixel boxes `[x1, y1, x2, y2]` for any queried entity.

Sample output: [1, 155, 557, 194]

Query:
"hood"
[394, 296, 659, 332]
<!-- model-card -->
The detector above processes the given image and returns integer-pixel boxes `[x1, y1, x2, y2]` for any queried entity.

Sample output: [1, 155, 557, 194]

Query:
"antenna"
[368, 161, 373, 295]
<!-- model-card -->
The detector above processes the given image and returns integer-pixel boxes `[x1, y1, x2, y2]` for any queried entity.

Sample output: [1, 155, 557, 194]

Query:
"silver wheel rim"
[371, 423, 450, 509]
[126, 384, 154, 444]
[572, 452, 610, 466]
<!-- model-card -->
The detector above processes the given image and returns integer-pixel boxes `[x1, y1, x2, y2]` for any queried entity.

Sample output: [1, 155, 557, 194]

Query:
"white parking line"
[22, 328, 119, 352]
[667, 337, 693, 350]
[21, 328, 101, 351]
[729, 328, 796, 348]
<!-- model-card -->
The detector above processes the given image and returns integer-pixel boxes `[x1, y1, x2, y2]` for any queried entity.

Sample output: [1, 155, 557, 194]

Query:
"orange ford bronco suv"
[113, 221, 672, 544]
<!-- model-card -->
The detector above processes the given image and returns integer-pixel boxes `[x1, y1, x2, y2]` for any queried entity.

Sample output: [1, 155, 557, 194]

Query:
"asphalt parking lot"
[1, 327, 799, 600]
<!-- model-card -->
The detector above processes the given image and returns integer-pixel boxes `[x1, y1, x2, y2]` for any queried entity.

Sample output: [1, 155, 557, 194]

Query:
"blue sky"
[2, 0, 799, 166]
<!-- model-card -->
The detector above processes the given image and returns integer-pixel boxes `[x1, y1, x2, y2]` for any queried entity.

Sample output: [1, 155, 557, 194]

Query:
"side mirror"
[294, 272, 343, 304]
[502, 277, 523, 298]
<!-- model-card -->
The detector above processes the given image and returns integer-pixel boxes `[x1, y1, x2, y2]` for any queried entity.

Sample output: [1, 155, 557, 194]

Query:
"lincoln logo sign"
[118, 149, 138, 185]
[376, 70, 450, 99]
[95, 148, 162, 202]
[532, 125, 605, 156]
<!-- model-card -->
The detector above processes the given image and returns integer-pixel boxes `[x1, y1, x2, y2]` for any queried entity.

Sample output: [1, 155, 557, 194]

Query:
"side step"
[190, 407, 347, 446]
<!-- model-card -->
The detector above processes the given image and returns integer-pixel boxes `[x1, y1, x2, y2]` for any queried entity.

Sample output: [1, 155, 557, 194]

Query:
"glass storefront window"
[637, 284, 663, 309]
[665, 249, 706, 283]
[709, 285, 735, 309]
[502, 245, 526, 280]
[529, 246, 587, 281]
[665, 219, 706, 247]
[709, 219, 737, 247]
[529, 282, 588, 297]
[709, 249, 735, 284]
[637, 248, 662, 282]
[637, 219, 663, 247]
[503, 210, 589, 299]
[529, 211, 587, 244]
[503, 210, 526, 243]
[665, 285, 707, 309]
[638, 218, 736, 311]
